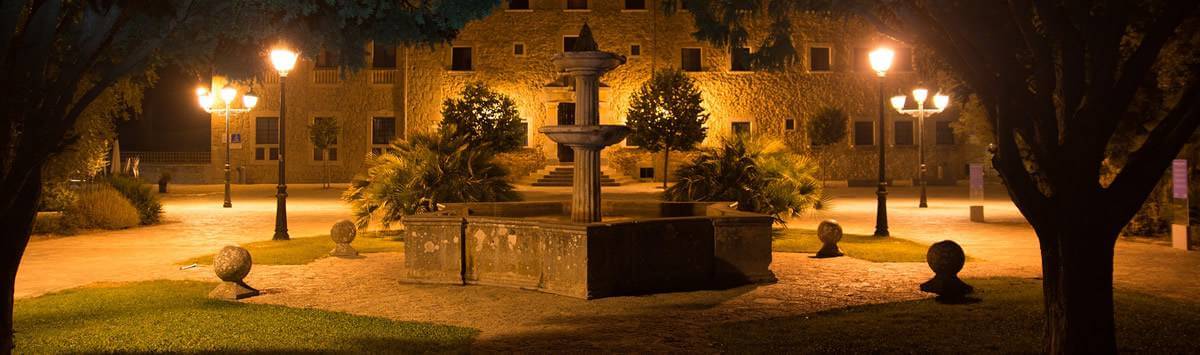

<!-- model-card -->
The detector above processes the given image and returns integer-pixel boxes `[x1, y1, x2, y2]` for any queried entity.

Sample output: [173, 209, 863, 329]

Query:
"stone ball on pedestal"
[212, 245, 252, 282]
[330, 219, 360, 257]
[815, 219, 844, 258]
[920, 240, 973, 302]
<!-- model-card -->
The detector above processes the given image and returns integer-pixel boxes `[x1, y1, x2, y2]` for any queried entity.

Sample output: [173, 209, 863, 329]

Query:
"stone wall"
[213, 1, 981, 183]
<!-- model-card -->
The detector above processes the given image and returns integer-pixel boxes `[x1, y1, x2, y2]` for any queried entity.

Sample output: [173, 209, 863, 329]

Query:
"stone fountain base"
[403, 201, 775, 299]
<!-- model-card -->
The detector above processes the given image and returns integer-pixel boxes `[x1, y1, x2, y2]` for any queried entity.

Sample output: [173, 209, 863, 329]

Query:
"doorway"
[557, 102, 576, 163]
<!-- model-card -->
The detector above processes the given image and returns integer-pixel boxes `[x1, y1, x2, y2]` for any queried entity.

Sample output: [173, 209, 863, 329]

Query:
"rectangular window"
[853, 121, 874, 146]
[327, 148, 338, 161]
[566, 0, 588, 10]
[732, 121, 751, 136]
[269, 147, 280, 161]
[372, 44, 396, 68]
[785, 119, 796, 130]
[936, 121, 955, 145]
[563, 36, 579, 52]
[313, 147, 324, 161]
[730, 47, 751, 71]
[255, 117, 279, 145]
[639, 167, 655, 179]
[894, 47, 913, 72]
[255, 148, 265, 160]
[316, 49, 339, 68]
[372, 117, 396, 145]
[894, 121, 914, 146]
[681, 48, 702, 72]
[630, 44, 642, 57]
[518, 120, 529, 147]
[513, 43, 525, 57]
[809, 46, 831, 72]
[508, 0, 529, 9]
[624, 0, 645, 10]
[451, 47, 473, 71]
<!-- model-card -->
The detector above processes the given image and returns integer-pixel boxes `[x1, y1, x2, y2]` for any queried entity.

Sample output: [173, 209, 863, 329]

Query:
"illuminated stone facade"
[211, 0, 983, 185]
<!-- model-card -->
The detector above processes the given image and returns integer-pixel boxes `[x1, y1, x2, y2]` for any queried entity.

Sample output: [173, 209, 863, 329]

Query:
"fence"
[371, 69, 397, 84]
[313, 69, 339, 84]
[120, 151, 210, 165]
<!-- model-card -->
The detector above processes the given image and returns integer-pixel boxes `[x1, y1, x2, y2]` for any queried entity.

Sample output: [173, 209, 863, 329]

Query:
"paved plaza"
[15, 183, 1200, 350]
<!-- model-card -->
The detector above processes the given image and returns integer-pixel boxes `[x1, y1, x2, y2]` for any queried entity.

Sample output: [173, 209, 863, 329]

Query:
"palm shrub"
[665, 135, 827, 223]
[104, 175, 163, 225]
[343, 130, 520, 229]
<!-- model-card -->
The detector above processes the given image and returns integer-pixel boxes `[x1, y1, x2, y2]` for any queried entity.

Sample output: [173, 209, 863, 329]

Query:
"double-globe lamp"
[269, 47, 298, 241]
[197, 86, 257, 208]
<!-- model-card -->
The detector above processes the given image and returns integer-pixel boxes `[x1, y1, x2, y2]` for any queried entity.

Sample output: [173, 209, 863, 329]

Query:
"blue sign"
[230, 133, 242, 144]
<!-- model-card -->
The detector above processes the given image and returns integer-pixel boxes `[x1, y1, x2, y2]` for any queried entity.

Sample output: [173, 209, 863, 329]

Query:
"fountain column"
[540, 23, 628, 223]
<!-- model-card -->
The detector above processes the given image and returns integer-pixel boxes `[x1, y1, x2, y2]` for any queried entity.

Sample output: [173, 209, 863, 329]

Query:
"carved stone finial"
[572, 23, 599, 52]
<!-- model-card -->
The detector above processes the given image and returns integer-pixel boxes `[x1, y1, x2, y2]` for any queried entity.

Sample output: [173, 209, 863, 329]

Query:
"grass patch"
[772, 228, 931, 262]
[14, 280, 477, 353]
[181, 234, 404, 266]
[709, 278, 1200, 353]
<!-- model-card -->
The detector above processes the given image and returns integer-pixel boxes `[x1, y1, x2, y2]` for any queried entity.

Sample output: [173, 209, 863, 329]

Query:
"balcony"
[371, 69, 397, 85]
[313, 68, 339, 84]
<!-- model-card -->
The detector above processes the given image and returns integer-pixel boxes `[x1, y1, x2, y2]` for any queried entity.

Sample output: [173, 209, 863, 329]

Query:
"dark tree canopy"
[625, 69, 709, 154]
[438, 82, 525, 153]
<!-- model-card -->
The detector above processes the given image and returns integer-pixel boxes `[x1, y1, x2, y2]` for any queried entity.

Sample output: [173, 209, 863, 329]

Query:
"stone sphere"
[330, 219, 357, 244]
[817, 220, 843, 245]
[212, 245, 252, 282]
[926, 240, 966, 275]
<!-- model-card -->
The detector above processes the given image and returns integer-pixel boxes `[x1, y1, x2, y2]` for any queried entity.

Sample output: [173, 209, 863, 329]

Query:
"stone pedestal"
[969, 205, 985, 222]
[920, 240, 973, 302]
[815, 219, 844, 258]
[209, 245, 259, 300]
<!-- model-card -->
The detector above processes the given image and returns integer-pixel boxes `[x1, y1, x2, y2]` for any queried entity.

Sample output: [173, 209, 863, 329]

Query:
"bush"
[439, 82, 525, 153]
[807, 107, 848, 146]
[104, 175, 163, 225]
[66, 187, 140, 230]
[343, 130, 520, 229]
[33, 212, 77, 235]
[666, 135, 827, 223]
[494, 149, 547, 182]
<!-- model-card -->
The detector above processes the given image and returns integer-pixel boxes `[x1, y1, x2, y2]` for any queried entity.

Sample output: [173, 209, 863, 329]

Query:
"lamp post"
[197, 86, 258, 208]
[891, 89, 950, 208]
[869, 47, 894, 237]
[270, 47, 298, 241]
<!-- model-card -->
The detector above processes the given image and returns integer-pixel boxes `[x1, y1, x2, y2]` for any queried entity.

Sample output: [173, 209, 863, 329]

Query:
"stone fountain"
[402, 25, 775, 299]
[539, 23, 629, 223]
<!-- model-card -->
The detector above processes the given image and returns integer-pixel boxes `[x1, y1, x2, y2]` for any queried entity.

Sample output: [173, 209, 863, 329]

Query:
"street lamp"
[197, 86, 258, 208]
[869, 47, 894, 237]
[891, 89, 950, 208]
[270, 47, 298, 241]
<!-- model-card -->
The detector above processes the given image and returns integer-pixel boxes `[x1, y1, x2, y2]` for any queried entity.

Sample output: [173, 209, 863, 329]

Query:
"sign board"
[969, 163, 984, 201]
[1173, 159, 1187, 199]
[230, 133, 243, 149]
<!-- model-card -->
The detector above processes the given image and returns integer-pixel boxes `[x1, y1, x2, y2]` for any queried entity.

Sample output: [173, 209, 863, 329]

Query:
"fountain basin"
[403, 201, 775, 299]
[552, 51, 626, 73]
[539, 125, 631, 148]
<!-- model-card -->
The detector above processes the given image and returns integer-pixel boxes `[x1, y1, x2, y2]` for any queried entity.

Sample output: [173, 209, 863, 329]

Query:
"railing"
[313, 69, 339, 84]
[121, 151, 211, 165]
[263, 73, 279, 84]
[371, 69, 397, 84]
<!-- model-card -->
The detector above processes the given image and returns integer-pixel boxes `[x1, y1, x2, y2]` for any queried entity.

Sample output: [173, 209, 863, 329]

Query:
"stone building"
[210, 0, 983, 185]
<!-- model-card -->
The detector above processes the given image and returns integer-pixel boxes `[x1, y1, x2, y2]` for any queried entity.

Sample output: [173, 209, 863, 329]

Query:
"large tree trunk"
[1, 169, 42, 355]
[1039, 219, 1119, 354]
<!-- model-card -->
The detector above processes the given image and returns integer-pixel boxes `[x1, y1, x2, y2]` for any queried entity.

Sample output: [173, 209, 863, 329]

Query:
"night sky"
[117, 65, 210, 152]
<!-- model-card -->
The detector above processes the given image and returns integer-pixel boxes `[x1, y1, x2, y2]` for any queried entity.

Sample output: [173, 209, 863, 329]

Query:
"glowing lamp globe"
[243, 94, 259, 109]
[198, 94, 214, 112]
[912, 88, 928, 104]
[868, 48, 894, 77]
[270, 48, 298, 76]
[220, 87, 237, 104]
[933, 94, 950, 110]
[890, 95, 907, 111]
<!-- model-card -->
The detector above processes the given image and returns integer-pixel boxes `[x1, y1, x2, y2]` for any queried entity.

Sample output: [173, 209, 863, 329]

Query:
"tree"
[0, 1, 499, 352]
[668, 0, 1200, 352]
[343, 130, 519, 229]
[308, 117, 340, 189]
[438, 82, 525, 153]
[625, 69, 709, 189]
[807, 107, 848, 147]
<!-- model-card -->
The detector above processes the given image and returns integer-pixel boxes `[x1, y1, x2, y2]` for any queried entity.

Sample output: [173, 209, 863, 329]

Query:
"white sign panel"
[1172, 159, 1187, 199]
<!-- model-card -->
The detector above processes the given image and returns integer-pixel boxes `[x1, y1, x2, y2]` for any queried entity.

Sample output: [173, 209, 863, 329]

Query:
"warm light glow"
[890, 95, 907, 111]
[933, 94, 950, 110]
[198, 94, 214, 112]
[195, 87, 208, 97]
[912, 88, 928, 104]
[243, 93, 259, 109]
[869, 47, 894, 76]
[270, 48, 298, 76]
[220, 87, 237, 104]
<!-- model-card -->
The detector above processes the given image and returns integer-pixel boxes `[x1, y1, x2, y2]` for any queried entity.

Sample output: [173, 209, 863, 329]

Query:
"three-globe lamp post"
[270, 47, 298, 241]
[197, 86, 258, 208]
[890, 89, 950, 209]
[868, 47, 894, 237]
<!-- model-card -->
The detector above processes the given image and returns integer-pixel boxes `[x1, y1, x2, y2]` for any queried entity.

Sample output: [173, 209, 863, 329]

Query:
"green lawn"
[182, 234, 405, 265]
[773, 228, 931, 262]
[14, 280, 477, 353]
[709, 278, 1200, 353]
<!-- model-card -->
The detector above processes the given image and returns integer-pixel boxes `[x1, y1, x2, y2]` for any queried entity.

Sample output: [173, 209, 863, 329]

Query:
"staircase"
[526, 165, 631, 187]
